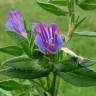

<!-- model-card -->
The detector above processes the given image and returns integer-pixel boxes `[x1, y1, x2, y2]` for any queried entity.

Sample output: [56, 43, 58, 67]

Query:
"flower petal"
[34, 22, 64, 54]
[45, 47, 57, 54]
[6, 10, 27, 37]
[34, 22, 46, 34]
[35, 35, 46, 52]
[49, 23, 59, 35]
[6, 19, 16, 32]
[56, 36, 64, 51]
[34, 22, 49, 41]
[45, 36, 64, 54]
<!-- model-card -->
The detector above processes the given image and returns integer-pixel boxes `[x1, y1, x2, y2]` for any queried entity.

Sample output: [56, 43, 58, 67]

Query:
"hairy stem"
[55, 76, 60, 96]
[67, 0, 75, 40]
[50, 73, 57, 96]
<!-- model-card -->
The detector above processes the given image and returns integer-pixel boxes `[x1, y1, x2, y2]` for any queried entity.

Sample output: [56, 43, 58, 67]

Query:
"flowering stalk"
[1, 0, 96, 96]
[33, 22, 64, 96]
[49, 73, 56, 96]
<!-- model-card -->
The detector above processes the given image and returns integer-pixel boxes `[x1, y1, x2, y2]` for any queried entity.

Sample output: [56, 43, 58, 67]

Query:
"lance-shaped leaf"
[76, 0, 96, 10]
[36, 1, 68, 16]
[2, 56, 41, 70]
[55, 58, 96, 72]
[0, 80, 25, 91]
[0, 46, 23, 56]
[1, 56, 50, 79]
[2, 55, 50, 70]
[7, 31, 31, 57]
[55, 59, 79, 72]
[75, 31, 96, 37]
[48, 0, 67, 6]
[0, 68, 50, 79]
[55, 48, 96, 72]
[61, 47, 96, 67]
[57, 68, 96, 87]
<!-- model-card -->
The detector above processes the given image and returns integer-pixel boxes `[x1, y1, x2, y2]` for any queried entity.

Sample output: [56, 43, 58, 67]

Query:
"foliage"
[0, 0, 96, 96]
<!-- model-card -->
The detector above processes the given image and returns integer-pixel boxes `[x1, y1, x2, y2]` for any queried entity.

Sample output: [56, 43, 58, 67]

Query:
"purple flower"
[6, 10, 27, 37]
[34, 23, 64, 55]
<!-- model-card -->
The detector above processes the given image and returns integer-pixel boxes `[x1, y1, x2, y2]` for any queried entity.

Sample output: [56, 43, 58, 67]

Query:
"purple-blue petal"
[56, 36, 64, 51]
[34, 22, 64, 54]
[45, 47, 57, 54]
[35, 22, 49, 41]
[45, 36, 64, 54]
[35, 35, 46, 52]
[6, 19, 16, 32]
[34, 22, 46, 34]
[49, 23, 59, 35]
[6, 10, 27, 37]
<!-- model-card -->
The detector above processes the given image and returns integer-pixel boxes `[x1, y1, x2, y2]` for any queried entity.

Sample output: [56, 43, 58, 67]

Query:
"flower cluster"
[6, 11, 64, 54]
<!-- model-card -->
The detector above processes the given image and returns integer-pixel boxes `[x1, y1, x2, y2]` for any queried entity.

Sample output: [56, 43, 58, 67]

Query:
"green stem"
[50, 73, 57, 96]
[55, 77, 60, 96]
[48, 55, 59, 96]
[47, 75, 50, 91]
[69, 0, 75, 24]
[67, 0, 75, 40]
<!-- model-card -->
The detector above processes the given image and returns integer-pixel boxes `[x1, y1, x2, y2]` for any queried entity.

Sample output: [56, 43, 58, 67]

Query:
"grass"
[0, 0, 96, 96]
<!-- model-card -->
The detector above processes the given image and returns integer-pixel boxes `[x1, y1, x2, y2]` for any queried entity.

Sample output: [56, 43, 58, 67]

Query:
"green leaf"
[1, 53, 50, 80]
[76, 0, 96, 10]
[78, 59, 96, 67]
[0, 68, 50, 79]
[7, 31, 31, 57]
[55, 58, 96, 72]
[36, 1, 68, 16]
[0, 80, 24, 91]
[55, 59, 79, 72]
[0, 46, 23, 56]
[75, 31, 96, 37]
[2, 56, 35, 69]
[57, 48, 96, 72]
[57, 68, 96, 87]
[2, 55, 48, 71]
[48, 0, 67, 6]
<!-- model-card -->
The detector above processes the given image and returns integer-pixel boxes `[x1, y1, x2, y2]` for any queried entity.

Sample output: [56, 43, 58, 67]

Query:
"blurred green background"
[0, 0, 96, 96]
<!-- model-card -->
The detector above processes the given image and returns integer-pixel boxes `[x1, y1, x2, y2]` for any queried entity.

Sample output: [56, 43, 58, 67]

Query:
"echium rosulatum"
[6, 10, 64, 55]
[6, 10, 27, 37]
[34, 23, 64, 54]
